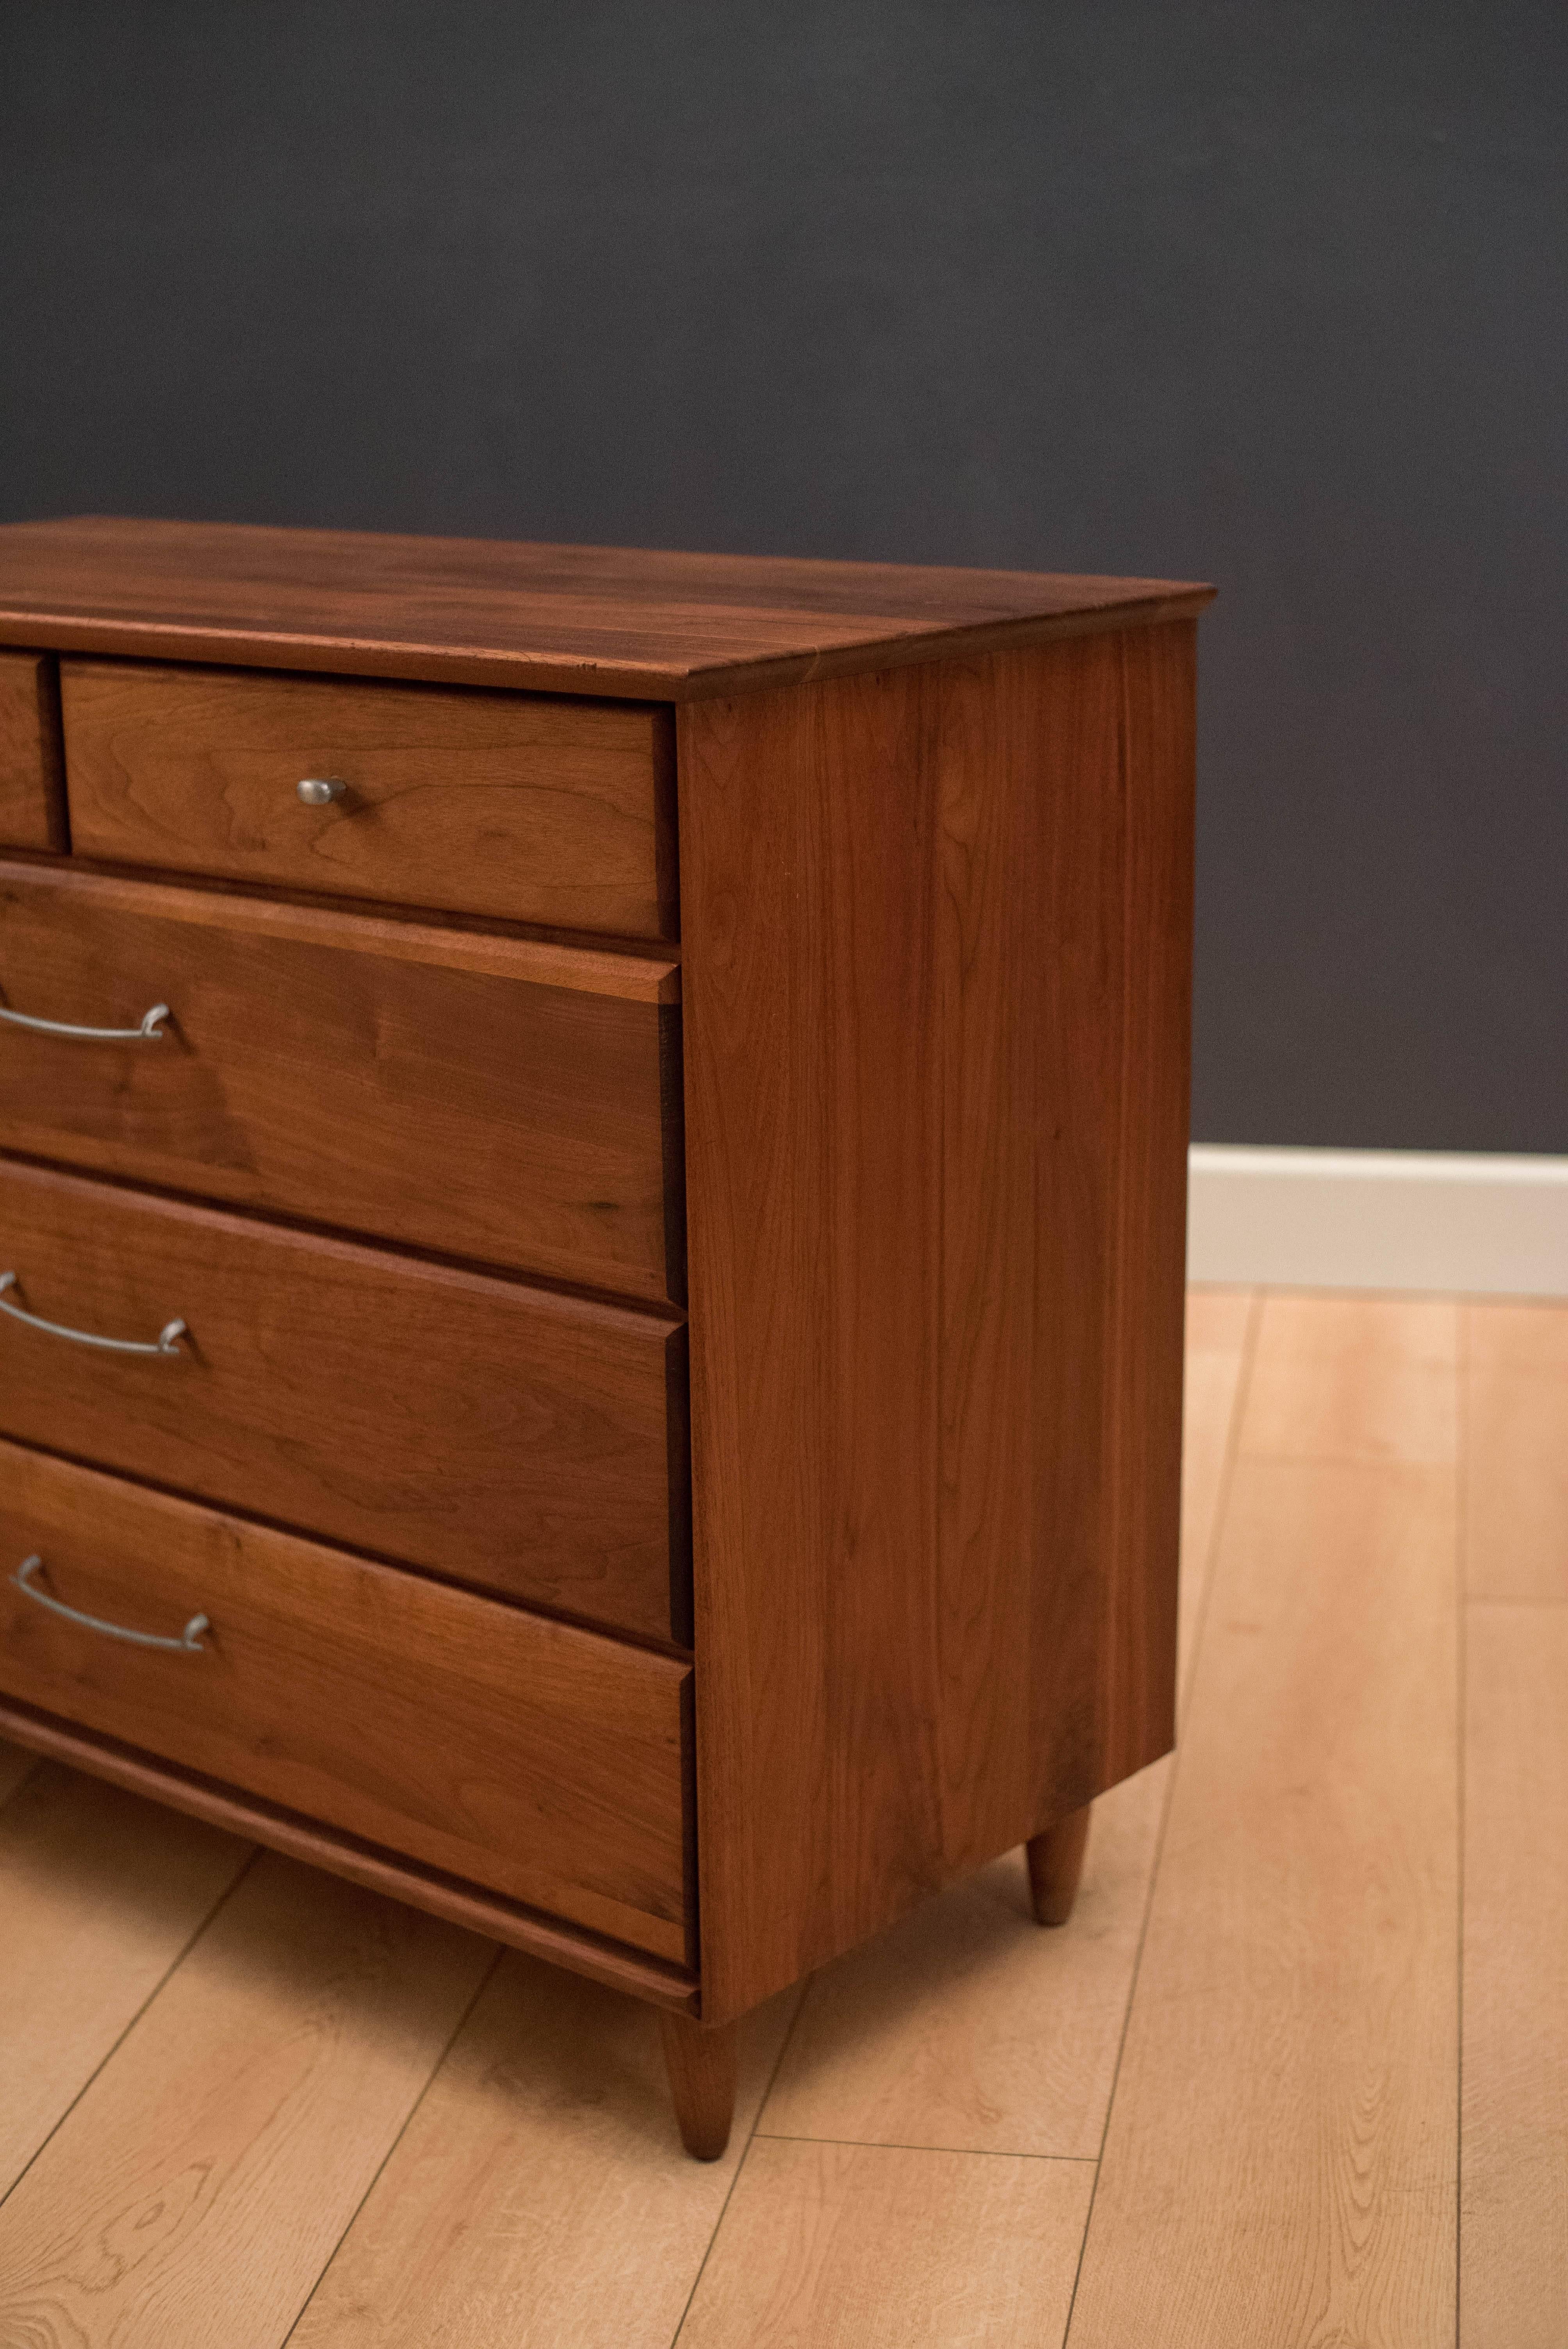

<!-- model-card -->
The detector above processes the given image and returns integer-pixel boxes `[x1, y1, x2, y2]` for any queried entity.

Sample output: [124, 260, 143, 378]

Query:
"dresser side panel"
[675, 625, 1195, 2021]
[934, 625, 1192, 1868]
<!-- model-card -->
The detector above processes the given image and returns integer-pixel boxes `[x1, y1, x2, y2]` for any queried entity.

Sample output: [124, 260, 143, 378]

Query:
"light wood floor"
[0, 1291, 1563, 2345]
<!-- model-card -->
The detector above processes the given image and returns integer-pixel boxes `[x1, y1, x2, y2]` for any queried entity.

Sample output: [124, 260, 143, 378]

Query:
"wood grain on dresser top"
[60, 659, 677, 937]
[0, 517, 1213, 699]
[0, 649, 67, 850]
[0, 1159, 688, 1644]
[681, 624, 1193, 2021]
[0, 1439, 692, 1961]
[0, 862, 684, 1303]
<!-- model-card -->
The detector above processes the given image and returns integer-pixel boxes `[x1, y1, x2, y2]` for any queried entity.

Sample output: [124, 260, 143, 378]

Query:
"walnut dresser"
[0, 519, 1211, 2158]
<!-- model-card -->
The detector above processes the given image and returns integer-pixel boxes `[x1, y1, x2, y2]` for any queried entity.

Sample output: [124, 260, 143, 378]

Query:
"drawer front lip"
[59, 658, 678, 941]
[0, 861, 685, 1308]
[0, 650, 68, 852]
[0, 1438, 693, 1964]
[0, 1158, 688, 1646]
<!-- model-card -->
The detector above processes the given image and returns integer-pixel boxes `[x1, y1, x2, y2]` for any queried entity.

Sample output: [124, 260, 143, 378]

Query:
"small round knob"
[297, 777, 347, 807]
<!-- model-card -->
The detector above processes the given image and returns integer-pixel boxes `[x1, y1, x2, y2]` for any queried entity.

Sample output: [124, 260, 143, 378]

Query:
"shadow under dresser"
[0, 519, 1211, 2158]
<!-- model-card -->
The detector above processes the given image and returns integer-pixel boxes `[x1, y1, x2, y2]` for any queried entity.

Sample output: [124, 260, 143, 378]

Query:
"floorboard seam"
[1455, 1303, 1468, 2349]
[753, 2132, 1098, 2162]
[277, 1939, 508, 2349]
[0, 1833, 260, 2214]
[1061, 1287, 1264, 2346]
[1462, 1593, 1568, 1609]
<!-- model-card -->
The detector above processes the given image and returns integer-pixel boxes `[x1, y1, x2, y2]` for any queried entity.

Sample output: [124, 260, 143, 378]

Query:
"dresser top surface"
[0, 517, 1213, 701]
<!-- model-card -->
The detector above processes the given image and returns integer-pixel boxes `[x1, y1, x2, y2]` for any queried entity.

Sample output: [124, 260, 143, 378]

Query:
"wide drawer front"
[61, 659, 677, 939]
[0, 650, 66, 851]
[0, 1440, 692, 1962]
[0, 863, 684, 1306]
[0, 1160, 688, 1645]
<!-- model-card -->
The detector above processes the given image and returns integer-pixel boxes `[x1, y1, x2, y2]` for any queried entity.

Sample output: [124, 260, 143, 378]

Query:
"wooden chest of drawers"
[0, 519, 1210, 2158]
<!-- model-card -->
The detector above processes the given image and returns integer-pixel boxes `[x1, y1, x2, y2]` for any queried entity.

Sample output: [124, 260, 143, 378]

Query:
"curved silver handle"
[0, 1272, 186, 1356]
[11, 1555, 208, 1652]
[297, 777, 347, 806]
[0, 1000, 169, 1043]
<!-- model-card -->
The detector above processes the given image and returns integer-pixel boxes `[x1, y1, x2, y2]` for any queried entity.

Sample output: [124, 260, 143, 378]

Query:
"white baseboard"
[1187, 1146, 1568, 1298]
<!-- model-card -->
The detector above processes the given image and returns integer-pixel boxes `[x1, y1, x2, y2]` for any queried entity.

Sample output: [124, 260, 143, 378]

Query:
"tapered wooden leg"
[1026, 1802, 1092, 1926]
[659, 2011, 737, 2161]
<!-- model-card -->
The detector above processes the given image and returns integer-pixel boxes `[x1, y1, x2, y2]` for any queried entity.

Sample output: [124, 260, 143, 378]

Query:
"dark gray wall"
[2, 2, 1564, 1149]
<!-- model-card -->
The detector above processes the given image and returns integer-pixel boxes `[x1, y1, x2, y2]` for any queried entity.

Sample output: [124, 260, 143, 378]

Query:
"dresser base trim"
[0, 1692, 702, 2014]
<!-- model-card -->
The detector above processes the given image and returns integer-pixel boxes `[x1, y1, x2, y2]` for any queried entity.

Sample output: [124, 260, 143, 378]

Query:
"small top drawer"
[0, 651, 68, 852]
[60, 659, 677, 939]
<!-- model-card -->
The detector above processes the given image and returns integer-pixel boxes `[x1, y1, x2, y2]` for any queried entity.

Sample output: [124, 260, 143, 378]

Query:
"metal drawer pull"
[0, 999, 169, 1042]
[11, 1555, 208, 1652]
[0, 1273, 186, 1356]
[297, 777, 347, 806]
